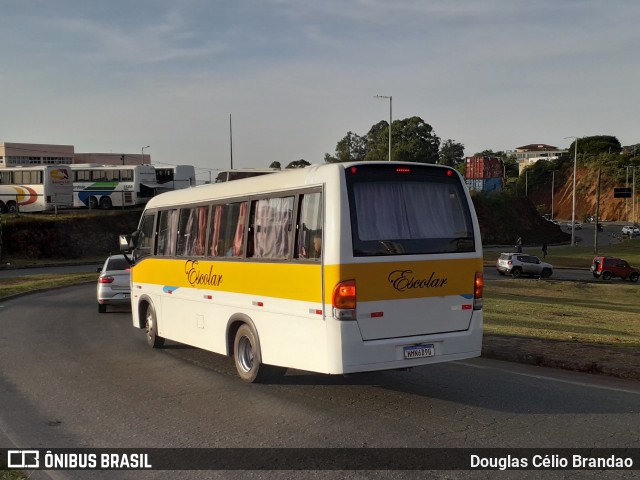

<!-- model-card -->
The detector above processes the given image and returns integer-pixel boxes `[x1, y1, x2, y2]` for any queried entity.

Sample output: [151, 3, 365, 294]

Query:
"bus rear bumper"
[331, 313, 483, 375]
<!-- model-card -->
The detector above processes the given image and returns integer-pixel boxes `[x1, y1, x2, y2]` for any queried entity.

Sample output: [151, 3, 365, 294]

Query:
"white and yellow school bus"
[122, 161, 484, 382]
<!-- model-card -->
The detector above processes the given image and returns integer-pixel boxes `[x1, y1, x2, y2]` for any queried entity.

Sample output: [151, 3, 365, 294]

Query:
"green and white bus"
[71, 164, 159, 209]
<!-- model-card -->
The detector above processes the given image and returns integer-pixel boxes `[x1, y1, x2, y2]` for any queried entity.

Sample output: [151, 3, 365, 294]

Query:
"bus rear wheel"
[233, 324, 285, 383]
[88, 196, 99, 209]
[6, 201, 17, 214]
[100, 196, 113, 209]
[145, 303, 165, 348]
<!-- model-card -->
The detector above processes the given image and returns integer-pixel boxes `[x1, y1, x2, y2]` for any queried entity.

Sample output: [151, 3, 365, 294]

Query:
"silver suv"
[496, 253, 553, 278]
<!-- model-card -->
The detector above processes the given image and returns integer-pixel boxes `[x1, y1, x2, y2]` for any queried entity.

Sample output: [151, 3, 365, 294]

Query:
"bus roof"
[143, 162, 458, 210]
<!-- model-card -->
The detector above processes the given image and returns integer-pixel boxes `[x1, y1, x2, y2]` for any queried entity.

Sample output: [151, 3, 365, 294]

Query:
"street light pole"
[550, 170, 558, 220]
[374, 95, 392, 161]
[141, 145, 150, 165]
[564, 136, 579, 246]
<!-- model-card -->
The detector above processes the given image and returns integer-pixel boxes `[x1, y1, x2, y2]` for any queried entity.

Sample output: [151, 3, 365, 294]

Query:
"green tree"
[439, 139, 465, 166]
[324, 131, 367, 163]
[569, 135, 622, 156]
[286, 159, 310, 169]
[363, 121, 390, 161]
[365, 116, 440, 163]
[269, 161, 281, 169]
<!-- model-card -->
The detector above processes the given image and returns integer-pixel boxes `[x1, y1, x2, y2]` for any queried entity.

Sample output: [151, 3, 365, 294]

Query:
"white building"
[515, 144, 567, 175]
[0, 142, 150, 167]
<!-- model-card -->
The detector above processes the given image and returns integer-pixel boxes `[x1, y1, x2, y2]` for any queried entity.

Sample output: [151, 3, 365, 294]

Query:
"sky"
[1, 0, 639, 181]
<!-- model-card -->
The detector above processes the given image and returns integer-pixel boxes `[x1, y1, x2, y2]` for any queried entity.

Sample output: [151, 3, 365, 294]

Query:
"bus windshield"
[346, 165, 475, 256]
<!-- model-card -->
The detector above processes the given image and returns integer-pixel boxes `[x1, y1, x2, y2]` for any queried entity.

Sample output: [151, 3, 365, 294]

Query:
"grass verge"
[484, 279, 640, 348]
[0, 273, 96, 298]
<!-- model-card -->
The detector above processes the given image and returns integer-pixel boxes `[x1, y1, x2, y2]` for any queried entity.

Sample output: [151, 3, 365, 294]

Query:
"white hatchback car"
[621, 225, 639, 237]
[96, 254, 131, 313]
[496, 253, 553, 278]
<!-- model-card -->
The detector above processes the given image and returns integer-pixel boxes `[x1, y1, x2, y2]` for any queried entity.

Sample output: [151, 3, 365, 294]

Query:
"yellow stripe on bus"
[132, 258, 322, 302]
[133, 257, 482, 304]
[324, 258, 483, 302]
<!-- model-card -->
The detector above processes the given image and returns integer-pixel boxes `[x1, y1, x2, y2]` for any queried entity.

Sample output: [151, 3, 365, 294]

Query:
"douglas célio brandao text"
[470, 454, 634, 470]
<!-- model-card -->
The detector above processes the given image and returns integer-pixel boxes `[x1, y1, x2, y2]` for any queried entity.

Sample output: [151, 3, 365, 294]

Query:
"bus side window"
[210, 202, 247, 258]
[156, 209, 178, 257]
[296, 192, 323, 260]
[250, 196, 294, 259]
[177, 206, 209, 257]
[135, 213, 156, 260]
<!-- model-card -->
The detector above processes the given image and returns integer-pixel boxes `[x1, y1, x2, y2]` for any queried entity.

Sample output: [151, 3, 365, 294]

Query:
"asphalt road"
[1, 285, 639, 479]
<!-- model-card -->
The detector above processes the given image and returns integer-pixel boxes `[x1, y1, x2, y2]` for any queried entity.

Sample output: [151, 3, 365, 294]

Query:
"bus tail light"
[332, 279, 356, 320]
[473, 272, 484, 310]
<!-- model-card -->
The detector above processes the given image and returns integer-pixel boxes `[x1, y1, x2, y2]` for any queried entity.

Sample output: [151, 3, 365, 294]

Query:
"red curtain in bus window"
[210, 205, 222, 256]
[195, 206, 208, 255]
[233, 202, 247, 256]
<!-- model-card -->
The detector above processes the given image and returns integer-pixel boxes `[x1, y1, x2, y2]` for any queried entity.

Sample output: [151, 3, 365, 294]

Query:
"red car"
[591, 256, 639, 282]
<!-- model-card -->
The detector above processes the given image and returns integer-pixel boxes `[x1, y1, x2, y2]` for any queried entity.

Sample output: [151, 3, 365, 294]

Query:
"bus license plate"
[403, 344, 435, 359]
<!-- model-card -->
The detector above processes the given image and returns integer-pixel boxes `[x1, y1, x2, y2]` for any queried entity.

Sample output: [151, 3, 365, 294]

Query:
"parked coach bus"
[154, 165, 196, 190]
[0, 165, 73, 213]
[71, 164, 160, 209]
[120, 162, 484, 382]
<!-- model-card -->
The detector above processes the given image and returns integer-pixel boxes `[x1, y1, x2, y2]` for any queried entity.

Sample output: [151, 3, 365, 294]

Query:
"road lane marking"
[457, 360, 640, 395]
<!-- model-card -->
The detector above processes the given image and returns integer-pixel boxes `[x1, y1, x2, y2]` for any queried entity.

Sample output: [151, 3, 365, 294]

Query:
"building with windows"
[515, 144, 568, 175]
[0, 142, 150, 167]
[0, 142, 74, 166]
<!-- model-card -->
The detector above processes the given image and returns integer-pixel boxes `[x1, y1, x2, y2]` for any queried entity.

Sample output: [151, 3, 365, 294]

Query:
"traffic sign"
[613, 187, 633, 198]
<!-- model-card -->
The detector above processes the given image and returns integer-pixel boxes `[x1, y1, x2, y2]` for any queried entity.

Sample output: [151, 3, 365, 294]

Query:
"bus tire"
[233, 324, 285, 383]
[0, 202, 6, 213]
[100, 196, 113, 209]
[7, 201, 18, 214]
[144, 303, 165, 348]
[88, 196, 99, 209]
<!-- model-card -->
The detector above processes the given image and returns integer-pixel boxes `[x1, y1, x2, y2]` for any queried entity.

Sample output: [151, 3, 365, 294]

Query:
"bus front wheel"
[145, 304, 165, 348]
[233, 324, 285, 383]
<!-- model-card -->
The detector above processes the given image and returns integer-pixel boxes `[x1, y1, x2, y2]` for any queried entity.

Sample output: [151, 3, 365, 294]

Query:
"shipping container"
[465, 156, 503, 179]
[465, 177, 503, 192]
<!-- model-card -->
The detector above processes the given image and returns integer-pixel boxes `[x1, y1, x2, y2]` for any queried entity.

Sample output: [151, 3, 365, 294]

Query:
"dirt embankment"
[472, 195, 570, 246]
[529, 165, 631, 222]
[1, 210, 141, 260]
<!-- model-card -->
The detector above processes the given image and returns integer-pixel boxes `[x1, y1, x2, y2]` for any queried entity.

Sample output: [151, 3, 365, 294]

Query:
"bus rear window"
[346, 166, 475, 256]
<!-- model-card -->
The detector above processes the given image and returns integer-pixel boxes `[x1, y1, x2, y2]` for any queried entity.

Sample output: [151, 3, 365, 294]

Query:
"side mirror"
[119, 234, 133, 252]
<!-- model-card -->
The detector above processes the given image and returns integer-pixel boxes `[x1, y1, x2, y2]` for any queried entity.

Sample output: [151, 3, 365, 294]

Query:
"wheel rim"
[237, 336, 254, 373]
[145, 311, 155, 342]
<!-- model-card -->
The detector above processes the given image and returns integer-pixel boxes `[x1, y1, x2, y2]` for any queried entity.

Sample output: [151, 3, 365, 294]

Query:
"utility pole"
[550, 170, 558, 220]
[229, 114, 234, 170]
[594, 167, 601, 254]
